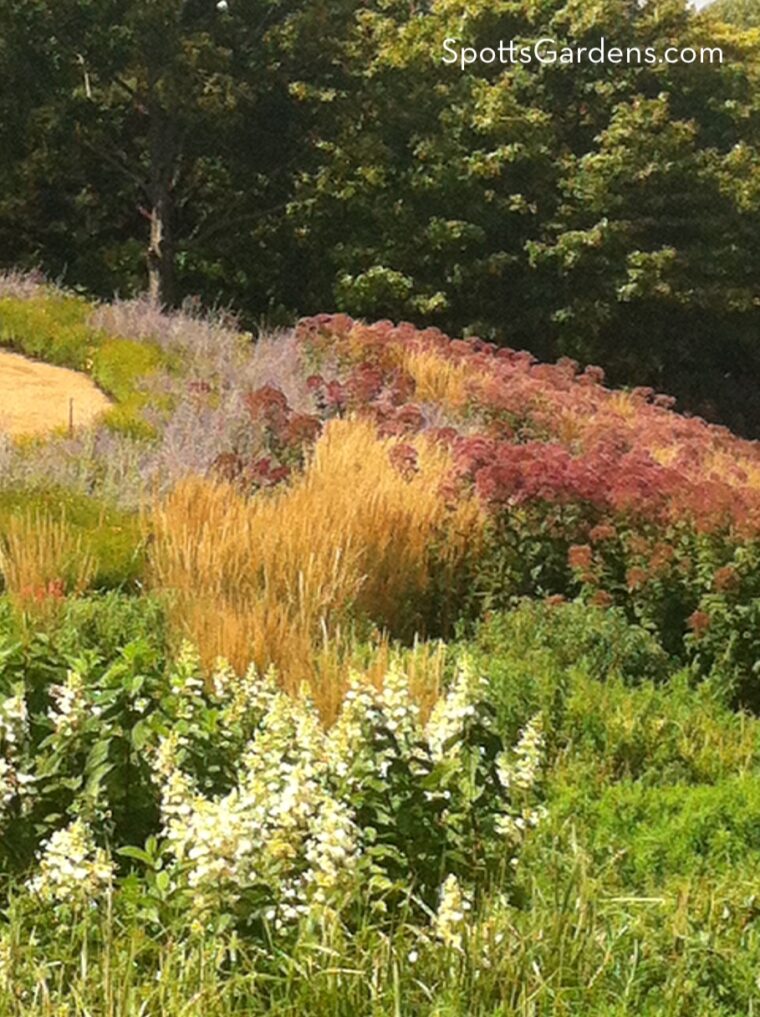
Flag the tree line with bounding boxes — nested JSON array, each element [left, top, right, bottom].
[[1, 0, 759, 434]]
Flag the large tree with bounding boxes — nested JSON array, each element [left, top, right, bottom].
[[709, 0, 760, 27], [288, 0, 760, 432], [0, 0, 354, 307]]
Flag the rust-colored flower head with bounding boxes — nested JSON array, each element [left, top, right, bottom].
[[285, 414, 322, 447], [568, 544, 593, 571], [388, 442, 419, 480], [212, 451, 244, 482], [713, 565, 739, 593], [244, 385, 290, 429], [589, 522, 617, 543], [687, 609, 711, 638], [626, 566, 648, 591]]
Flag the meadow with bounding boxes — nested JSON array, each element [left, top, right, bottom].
[[1, 271, 760, 1015]]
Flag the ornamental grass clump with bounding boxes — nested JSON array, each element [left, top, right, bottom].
[[149, 417, 484, 700], [0, 509, 95, 614]]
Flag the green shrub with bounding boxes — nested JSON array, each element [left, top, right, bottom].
[[0, 636, 545, 967], [575, 776, 760, 883], [470, 513, 760, 710], [683, 544, 760, 711], [50, 592, 168, 660], [471, 600, 672, 742], [557, 671, 757, 785]]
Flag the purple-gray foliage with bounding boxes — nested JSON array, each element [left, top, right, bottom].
[[0, 428, 151, 508], [88, 296, 243, 364], [1, 288, 319, 505], [89, 297, 314, 410], [146, 331, 318, 493], [0, 269, 49, 301]]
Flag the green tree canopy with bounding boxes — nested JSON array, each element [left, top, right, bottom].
[[288, 0, 760, 433], [0, 0, 356, 308], [709, 0, 760, 27]]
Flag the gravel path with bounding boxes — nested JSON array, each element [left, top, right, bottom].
[[0, 350, 111, 436]]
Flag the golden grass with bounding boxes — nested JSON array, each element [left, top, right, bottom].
[[650, 445, 680, 467], [148, 417, 482, 716], [704, 449, 760, 492], [299, 633, 446, 727], [0, 510, 95, 615], [607, 392, 637, 419], [553, 410, 586, 446], [402, 350, 473, 411]]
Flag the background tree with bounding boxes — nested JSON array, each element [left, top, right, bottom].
[[1, 0, 759, 434], [0, 0, 355, 308], [288, 0, 760, 432], [709, 0, 760, 27]]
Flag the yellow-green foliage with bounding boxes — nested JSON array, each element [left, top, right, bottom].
[[92, 338, 169, 439], [0, 295, 170, 437], [90, 338, 164, 402], [0, 489, 144, 592], [0, 294, 94, 369]]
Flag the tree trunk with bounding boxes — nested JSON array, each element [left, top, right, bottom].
[[146, 91, 178, 308], [147, 187, 175, 307]]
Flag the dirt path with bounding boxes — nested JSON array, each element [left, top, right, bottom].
[[0, 350, 111, 436]]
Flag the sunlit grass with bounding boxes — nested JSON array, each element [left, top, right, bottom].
[[148, 418, 482, 715]]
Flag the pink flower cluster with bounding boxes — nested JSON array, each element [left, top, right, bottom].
[[296, 315, 760, 534], [213, 384, 322, 491]]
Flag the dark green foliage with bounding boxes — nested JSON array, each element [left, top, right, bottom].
[[1, 2, 759, 432], [0, 594, 169, 869], [289, 0, 760, 434], [50, 592, 168, 660]]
